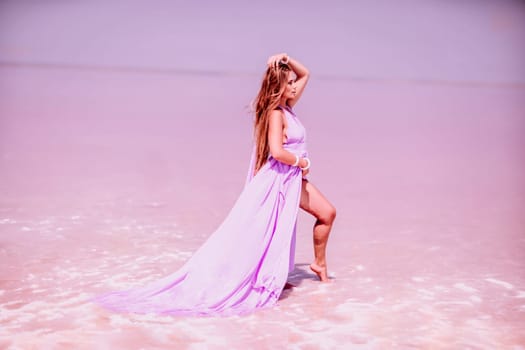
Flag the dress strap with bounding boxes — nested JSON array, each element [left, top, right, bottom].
[[278, 104, 295, 116]]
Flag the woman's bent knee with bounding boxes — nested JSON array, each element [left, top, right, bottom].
[[321, 205, 336, 224], [328, 206, 336, 223]]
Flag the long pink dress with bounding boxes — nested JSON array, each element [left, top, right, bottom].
[[92, 105, 307, 316]]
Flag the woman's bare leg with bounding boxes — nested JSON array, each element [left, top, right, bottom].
[[300, 179, 336, 282]]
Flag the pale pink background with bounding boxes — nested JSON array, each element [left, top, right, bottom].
[[1, 1, 524, 349]]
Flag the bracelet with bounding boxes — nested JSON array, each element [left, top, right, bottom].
[[300, 157, 311, 170], [292, 154, 300, 167]]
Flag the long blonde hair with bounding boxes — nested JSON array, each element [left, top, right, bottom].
[[252, 63, 291, 172]]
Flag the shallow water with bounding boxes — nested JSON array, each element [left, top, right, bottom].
[[1, 64, 524, 349]]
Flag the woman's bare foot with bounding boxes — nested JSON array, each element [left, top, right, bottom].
[[310, 263, 330, 282]]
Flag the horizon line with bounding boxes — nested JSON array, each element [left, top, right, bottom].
[[1, 60, 524, 90]]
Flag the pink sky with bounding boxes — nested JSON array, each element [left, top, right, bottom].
[[1, 0, 524, 84]]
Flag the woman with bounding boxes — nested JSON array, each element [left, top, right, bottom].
[[92, 53, 336, 316], [259, 53, 336, 283]]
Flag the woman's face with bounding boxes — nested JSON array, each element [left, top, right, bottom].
[[282, 71, 297, 100]]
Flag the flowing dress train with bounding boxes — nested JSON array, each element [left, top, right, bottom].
[[92, 106, 307, 316]]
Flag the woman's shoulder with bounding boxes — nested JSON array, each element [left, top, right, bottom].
[[268, 108, 286, 124], [272, 106, 286, 114], [270, 108, 284, 117]]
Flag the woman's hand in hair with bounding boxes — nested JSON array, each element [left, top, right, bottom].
[[267, 53, 289, 69]]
